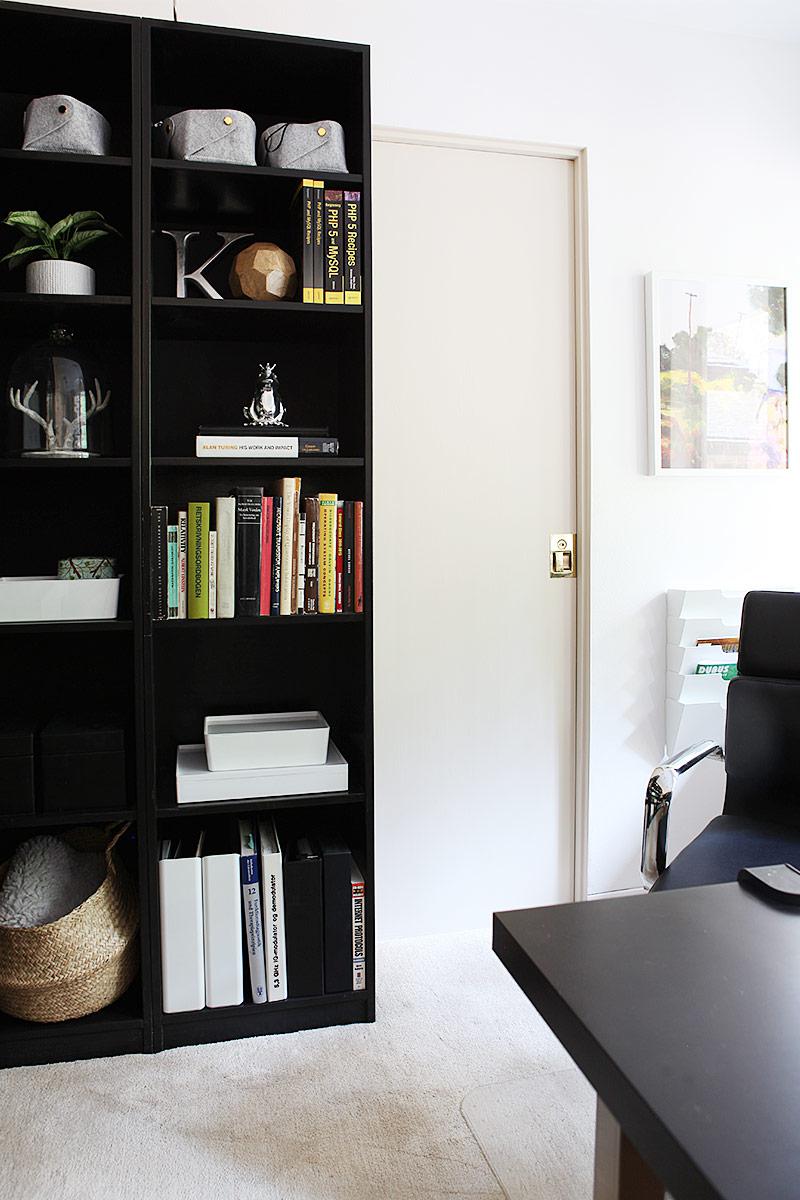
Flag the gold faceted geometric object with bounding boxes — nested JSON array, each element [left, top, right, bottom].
[[229, 242, 298, 301], [317, 126, 327, 136], [223, 115, 233, 126]]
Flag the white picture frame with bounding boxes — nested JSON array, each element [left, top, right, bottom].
[[646, 272, 789, 475]]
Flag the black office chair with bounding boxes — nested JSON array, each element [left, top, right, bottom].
[[642, 590, 800, 891]]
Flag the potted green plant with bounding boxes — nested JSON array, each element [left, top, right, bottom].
[[1, 209, 117, 296]]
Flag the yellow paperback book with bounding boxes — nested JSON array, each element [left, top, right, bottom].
[[313, 181, 324, 304], [318, 493, 338, 613]]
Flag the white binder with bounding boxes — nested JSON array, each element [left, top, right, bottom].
[[258, 816, 287, 1002], [202, 851, 244, 1008], [158, 854, 205, 1014]]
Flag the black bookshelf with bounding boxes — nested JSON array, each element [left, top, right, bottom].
[[0, 2, 372, 1067]]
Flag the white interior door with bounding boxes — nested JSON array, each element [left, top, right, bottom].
[[372, 134, 577, 939]]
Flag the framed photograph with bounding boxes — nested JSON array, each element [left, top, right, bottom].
[[646, 273, 788, 474]]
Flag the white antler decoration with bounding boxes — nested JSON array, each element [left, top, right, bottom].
[[87, 378, 111, 419], [61, 379, 112, 450], [9, 380, 56, 451]]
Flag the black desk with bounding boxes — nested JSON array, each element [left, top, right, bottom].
[[494, 883, 800, 1200]]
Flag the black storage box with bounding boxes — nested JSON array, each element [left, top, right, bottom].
[[39, 716, 127, 812], [0, 721, 36, 815]]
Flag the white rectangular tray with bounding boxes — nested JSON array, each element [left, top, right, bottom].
[[204, 709, 329, 771], [0, 576, 121, 622], [176, 738, 348, 804]]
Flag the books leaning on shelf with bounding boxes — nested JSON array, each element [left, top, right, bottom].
[[292, 179, 362, 306], [158, 815, 366, 1012], [150, 482, 364, 620]]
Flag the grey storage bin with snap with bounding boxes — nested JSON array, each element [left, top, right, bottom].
[[22, 95, 111, 156], [158, 109, 256, 165], [258, 120, 348, 172]]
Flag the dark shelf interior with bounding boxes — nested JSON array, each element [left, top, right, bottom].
[[152, 158, 362, 225], [151, 622, 366, 803], [0, 171, 133, 299], [150, 324, 365, 455], [0, 469, 132, 582], [148, 21, 365, 175], [0, 985, 143, 1043], [0, 7, 134, 157]]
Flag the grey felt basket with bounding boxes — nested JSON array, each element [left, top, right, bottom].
[[158, 108, 256, 165], [22, 95, 111, 156], [258, 120, 348, 172]]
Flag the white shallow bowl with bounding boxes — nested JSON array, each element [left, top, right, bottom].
[[0, 576, 121, 622], [204, 710, 330, 772]]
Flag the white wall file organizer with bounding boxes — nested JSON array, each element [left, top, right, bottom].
[[666, 590, 744, 755]]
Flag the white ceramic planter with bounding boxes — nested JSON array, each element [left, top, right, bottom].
[[26, 259, 95, 295]]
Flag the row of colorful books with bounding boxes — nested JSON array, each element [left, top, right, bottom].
[[159, 814, 366, 1012], [150, 482, 364, 620], [294, 180, 361, 305]]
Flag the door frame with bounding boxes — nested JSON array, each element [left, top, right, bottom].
[[372, 127, 592, 901]]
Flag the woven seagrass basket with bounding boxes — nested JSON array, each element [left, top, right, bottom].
[[0, 824, 139, 1023]]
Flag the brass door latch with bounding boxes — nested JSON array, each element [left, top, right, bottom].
[[550, 533, 576, 578]]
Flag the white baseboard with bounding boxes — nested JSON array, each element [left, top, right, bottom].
[[588, 887, 646, 901]]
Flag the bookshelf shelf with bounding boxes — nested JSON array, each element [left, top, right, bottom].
[[0, 148, 132, 168], [0, 990, 145, 1067], [160, 991, 368, 1048], [0, 458, 132, 470], [153, 614, 364, 629], [0, 2, 372, 1068], [0, 619, 133, 632], [152, 296, 362, 315], [162, 988, 363, 1025], [153, 457, 364, 469], [158, 790, 364, 819], [0, 808, 136, 829], [152, 158, 362, 184], [0, 294, 130, 308]]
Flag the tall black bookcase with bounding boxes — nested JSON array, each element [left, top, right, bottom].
[[0, 1, 373, 1068]]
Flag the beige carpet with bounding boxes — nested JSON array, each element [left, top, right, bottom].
[[0, 930, 593, 1200]]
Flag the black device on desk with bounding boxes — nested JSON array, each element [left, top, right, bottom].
[[737, 863, 800, 905]]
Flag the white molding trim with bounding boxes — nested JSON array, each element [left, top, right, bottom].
[[589, 887, 646, 902], [371, 127, 592, 904], [573, 147, 591, 903]]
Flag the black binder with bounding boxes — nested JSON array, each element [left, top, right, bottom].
[[282, 833, 324, 997], [316, 829, 353, 994]]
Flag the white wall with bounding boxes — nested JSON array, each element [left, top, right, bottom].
[[24, 0, 800, 908], [185, 0, 799, 901]]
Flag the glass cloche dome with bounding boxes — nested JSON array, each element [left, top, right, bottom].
[[4, 325, 113, 458]]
